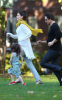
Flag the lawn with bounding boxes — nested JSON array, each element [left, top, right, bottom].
[[0, 75, 62, 100]]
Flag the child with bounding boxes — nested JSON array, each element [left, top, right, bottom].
[[8, 43, 26, 86]]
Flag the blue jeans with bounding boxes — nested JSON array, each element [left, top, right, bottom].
[[24, 57, 40, 81], [40, 49, 61, 71]]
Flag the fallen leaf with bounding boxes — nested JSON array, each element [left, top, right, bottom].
[[53, 94, 57, 98], [27, 91, 34, 94]]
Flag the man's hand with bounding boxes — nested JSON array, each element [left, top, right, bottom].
[[48, 41, 53, 47]]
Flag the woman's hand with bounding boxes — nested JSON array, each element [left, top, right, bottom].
[[6, 33, 11, 37]]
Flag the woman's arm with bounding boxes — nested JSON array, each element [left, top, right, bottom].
[[7, 33, 18, 39]]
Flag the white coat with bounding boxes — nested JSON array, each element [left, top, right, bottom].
[[7, 24, 35, 59]]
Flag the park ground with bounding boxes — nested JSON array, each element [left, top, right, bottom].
[[0, 75, 62, 100]]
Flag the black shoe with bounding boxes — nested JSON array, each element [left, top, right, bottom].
[[59, 68, 62, 84], [59, 68, 62, 76]]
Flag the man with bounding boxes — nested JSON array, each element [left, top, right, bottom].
[[37, 12, 62, 86]]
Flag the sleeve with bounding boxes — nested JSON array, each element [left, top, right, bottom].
[[19, 24, 32, 41], [53, 24, 61, 40], [7, 33, 18, 39]]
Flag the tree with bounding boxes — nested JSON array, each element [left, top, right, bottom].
[[0, 8, 5, 73], [0, 0, 15, 74]]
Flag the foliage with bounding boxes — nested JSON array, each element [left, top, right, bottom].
[[0, 8, 5, 30], [59, 55, 62, 67], [58, 0, 62, 3], [42, 0, 62, 5], [5, 53, 11, 71], [0, 75, 62, 100], [42, 0, 46, 3], [58, 0, 62, 5]]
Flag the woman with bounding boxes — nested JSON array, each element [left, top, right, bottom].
[[7, 11, 43, 84]]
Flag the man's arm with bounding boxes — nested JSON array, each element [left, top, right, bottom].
[[48, 39, 58, 47], [48, 24, 61, 47]]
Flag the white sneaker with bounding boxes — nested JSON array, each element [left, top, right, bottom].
[[36, 81, 43, 85]]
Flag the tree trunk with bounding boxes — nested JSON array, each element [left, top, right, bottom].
[[0, 24, 3, 73], [0, 8, 7, 74], [2, 29, 6, 74], [2, 9, 7, 74]]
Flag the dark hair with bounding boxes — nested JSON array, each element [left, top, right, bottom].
[[11, 43, 21, 56], [45, 12, 54, 20], [18, 11, 26, 20]]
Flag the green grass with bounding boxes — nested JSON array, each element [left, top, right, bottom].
[[0, 75, 62, 100]]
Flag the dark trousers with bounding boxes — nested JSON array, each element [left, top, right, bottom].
[[40, 49, 61, 82]]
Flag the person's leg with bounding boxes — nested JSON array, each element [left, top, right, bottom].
[[15, 76, 26, 86], [40, 49, 62, 86], [9, 74, 16, 85], [10, 74, 14, 82], [15, 78, 20, 83], [40, 49, 61, 72], [11, 64, 21, 83], [8, 68, 14, 82], [51, 56, 61, 83], [24, 57, 42, 83], [52, 57, 62, 85]]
